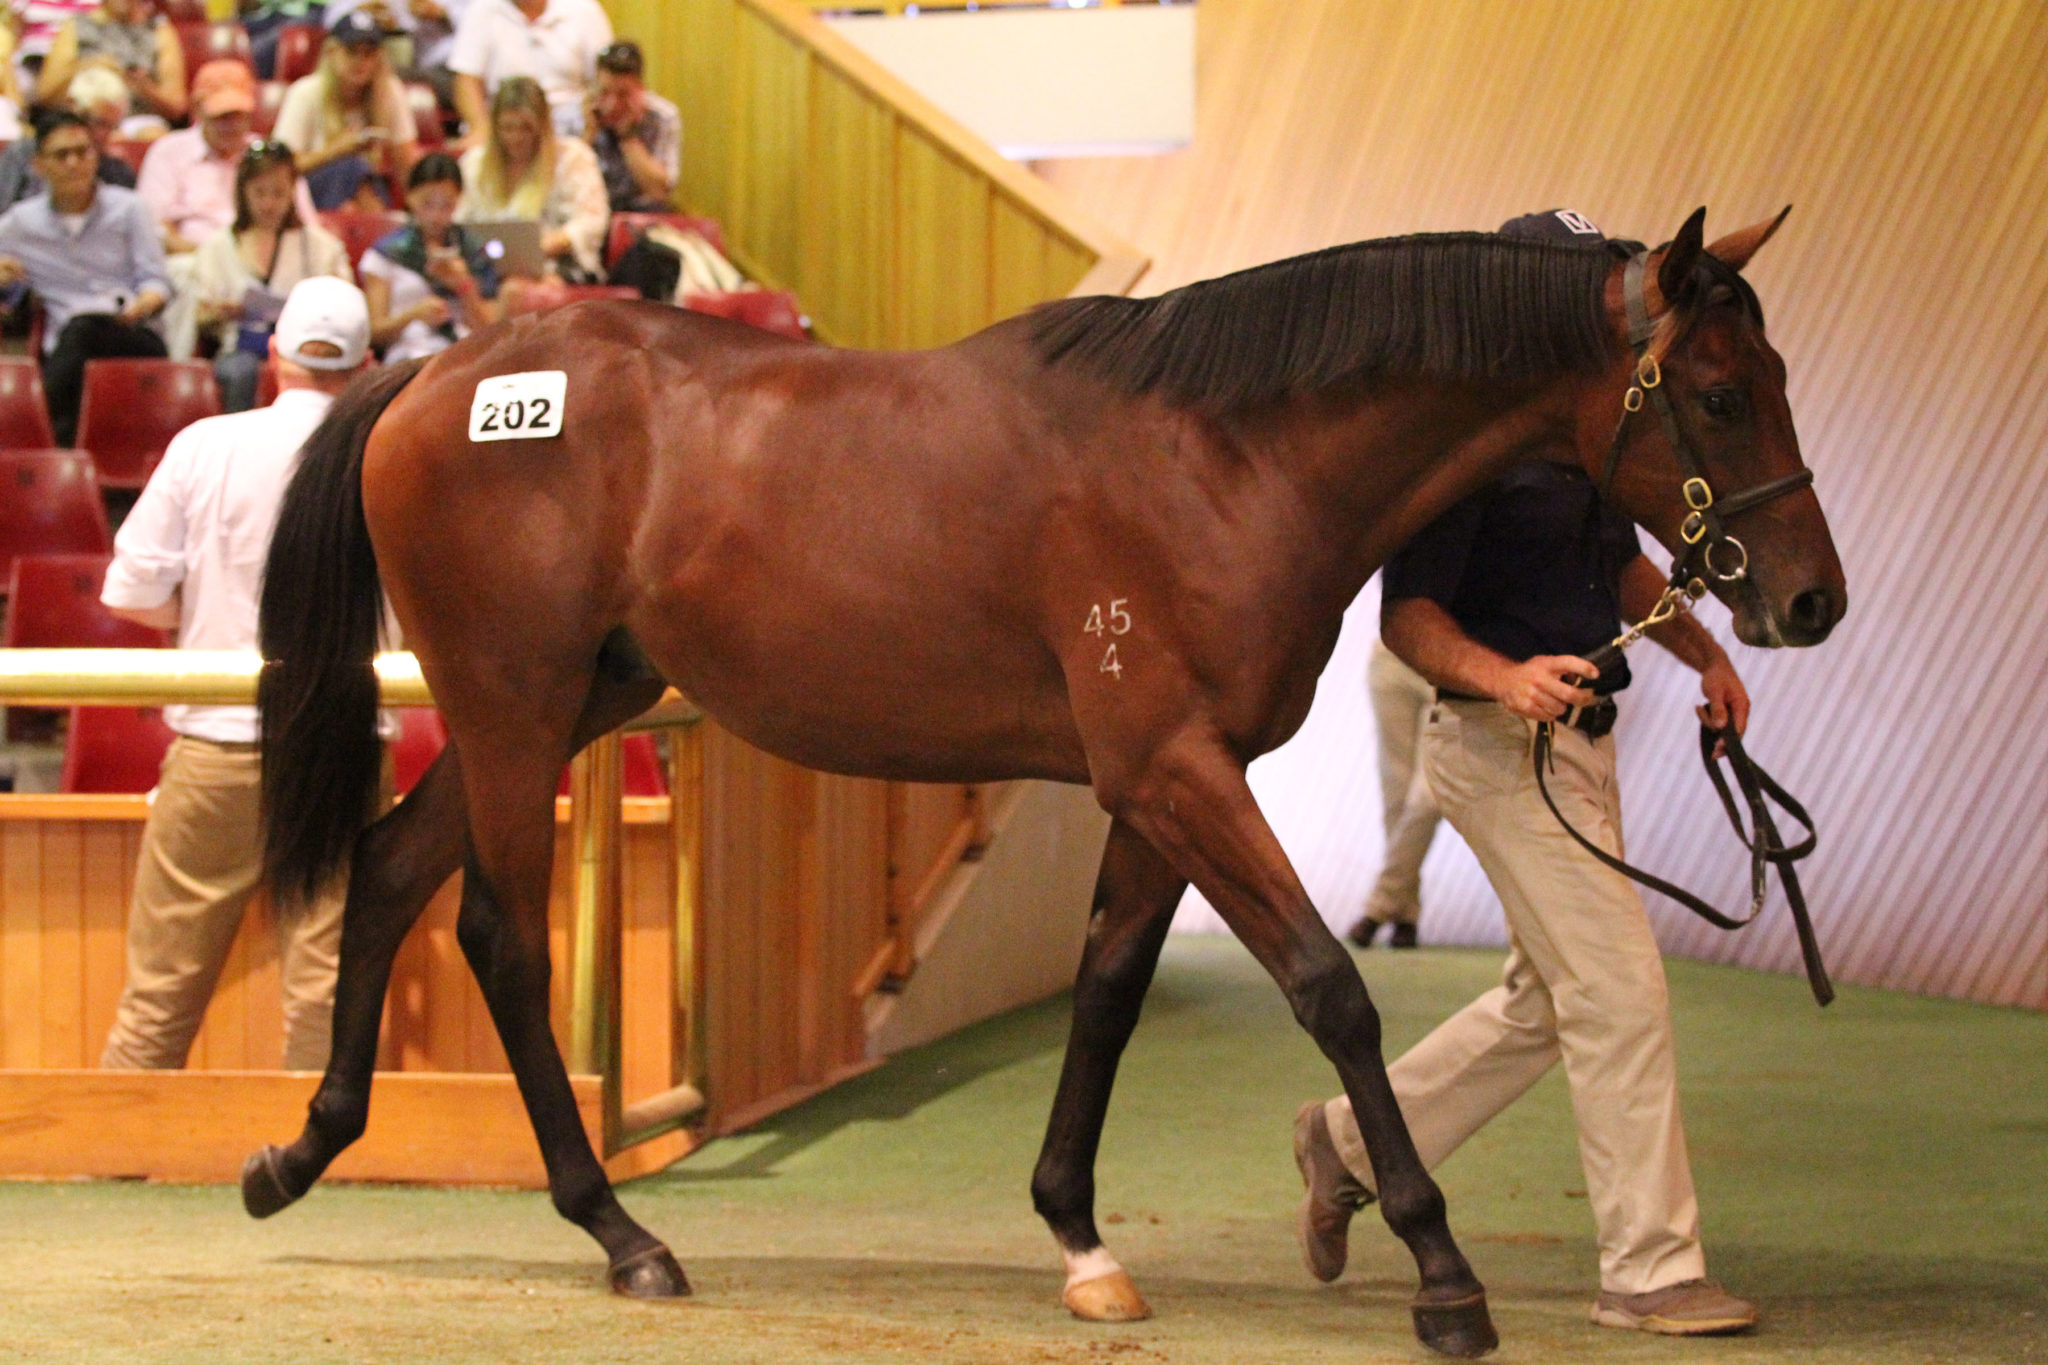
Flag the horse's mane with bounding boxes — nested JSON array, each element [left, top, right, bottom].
[[1030, 233, 1623, 412]]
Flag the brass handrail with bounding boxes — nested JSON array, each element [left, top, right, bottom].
[[0, 647, 706, 1158]]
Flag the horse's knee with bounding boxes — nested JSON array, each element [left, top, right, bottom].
[[1286, 941, 1382, 1054]]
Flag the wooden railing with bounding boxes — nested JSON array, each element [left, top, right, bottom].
[[604, 0, 1147, 347]]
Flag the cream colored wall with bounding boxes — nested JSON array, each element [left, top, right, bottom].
[[1038, 0, 2048, 1008]]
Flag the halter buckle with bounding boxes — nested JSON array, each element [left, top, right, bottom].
[[1623, 386, 1643, 413], [1635, 353, 1662, 389], [1682, 477, 1713, 510], [1681, 511, 1708, 545], [1707, 535, 1749, 582]]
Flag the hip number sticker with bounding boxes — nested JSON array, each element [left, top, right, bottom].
[[469, 370, 569, 443], [1083, 598, 1131, 679]]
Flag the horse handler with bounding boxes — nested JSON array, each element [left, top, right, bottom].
[[1291, 208, 1761, 1340], [98, 276, 387, 1073]]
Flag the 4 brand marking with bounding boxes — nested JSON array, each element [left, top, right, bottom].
[[1083, 598, 1132, 680]]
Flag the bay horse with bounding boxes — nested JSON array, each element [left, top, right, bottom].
[[244, 208, 1844, 1358]]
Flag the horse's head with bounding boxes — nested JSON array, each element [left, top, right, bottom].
[[1586, 208, 1846, 647]]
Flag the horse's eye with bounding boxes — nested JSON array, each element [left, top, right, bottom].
[[1701, 388, 1745, 421]]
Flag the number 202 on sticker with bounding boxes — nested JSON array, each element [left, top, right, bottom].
[[469, 370, 569, 443]]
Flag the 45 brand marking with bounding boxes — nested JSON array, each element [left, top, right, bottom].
[[1083, 598, 1132, 680]]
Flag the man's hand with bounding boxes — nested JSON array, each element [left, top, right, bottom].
[[118, 288, 166, 325], [1490, 654, 1599, 722], [1697, 654, 1750, 742], [0, 255, 24, 287]]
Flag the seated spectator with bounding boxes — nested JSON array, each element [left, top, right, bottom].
[[0, 110, 170, 445], [584, 39, 676, 215], [360, 150, 497, 362], [273, 10, 420, 210], [448, 0, 609, 144], [457, 74, 604, 280], [191, 140, 352, 411], [138, 60, 318, 356], [322, 0, 470, 109], [37, 0, 186, 124], [0, 16, 25, 139], [240, 0, 325, 81], [0, 77, 135, 214], [14, 1, 101, 73]]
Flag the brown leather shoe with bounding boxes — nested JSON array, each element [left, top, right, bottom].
[[1590, 1278, 1757, 1335], [1292, 1101, 1373, 1282]]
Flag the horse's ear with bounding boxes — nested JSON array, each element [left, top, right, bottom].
[[1707, 205, 1793, 273], [1651, 207, 1708, 314]]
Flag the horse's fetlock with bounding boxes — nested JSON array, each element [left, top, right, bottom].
[[307, 1090, 369, 1150], [1379, 1177, 1449, 1243]]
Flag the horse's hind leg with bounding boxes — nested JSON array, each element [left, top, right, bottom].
[[450, 669, 686, 1297], [243, 667, 664, 1219], [1105, 736, 1496, 1358], [1030, 818, 1183, 1322], [243, 741, 470, 1216]]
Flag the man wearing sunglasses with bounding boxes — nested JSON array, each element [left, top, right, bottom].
[[0, 108, 169, 444]]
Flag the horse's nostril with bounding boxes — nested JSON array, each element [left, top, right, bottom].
[[1788, 588, 1835, 638]]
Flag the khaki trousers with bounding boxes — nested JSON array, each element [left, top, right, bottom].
[[101, 736, 386, 1073], [1326, 697, 1707, 1295], [1363, 640, 1441, 926]]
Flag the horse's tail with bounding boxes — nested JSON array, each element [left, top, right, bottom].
[[260, 357, 429, 905]]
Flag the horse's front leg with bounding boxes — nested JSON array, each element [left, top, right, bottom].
[[1110, 734, 1497, 1358], [1030, 817, 1185, 1322]]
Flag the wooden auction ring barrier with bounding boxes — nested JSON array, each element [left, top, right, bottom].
[[0, 649, 706, 1184]]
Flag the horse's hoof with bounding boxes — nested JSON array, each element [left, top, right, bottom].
[[1064, 1269, 1153, 1322], [240, 1145, 299, 1220], [608, 1245, 692, 1299], [1412, 1290, 1498, 1358]]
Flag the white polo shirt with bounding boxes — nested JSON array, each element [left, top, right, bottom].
[[101, 389, 334, 743], [449, 0, 614, 136]]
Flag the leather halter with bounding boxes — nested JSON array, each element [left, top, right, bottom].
[[1532, 251, 1834, 1008], [1602, 252, 1815, 607]]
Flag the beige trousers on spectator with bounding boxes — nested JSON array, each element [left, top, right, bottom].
[[1363, 640, 1441, 926], [101, 736, 383, 1073], [1325, 697, 1707, 1295]]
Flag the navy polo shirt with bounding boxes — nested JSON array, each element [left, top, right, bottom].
[[1382, 463, 1639, 695]]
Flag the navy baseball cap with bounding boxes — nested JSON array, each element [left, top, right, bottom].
[[329, 10, 387, 45], [1499, 208, 1605, 243]]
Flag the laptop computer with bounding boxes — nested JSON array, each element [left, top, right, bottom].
[[466, 218, 548, 280]]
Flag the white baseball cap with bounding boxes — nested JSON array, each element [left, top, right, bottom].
[[275, 277, 371, 371]]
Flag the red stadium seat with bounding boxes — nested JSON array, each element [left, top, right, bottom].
[[403, 81, 446, 147], [501, 283, 639, 317], [157, 0, 210, 23], [0, 450, 112, 586], [4, 554, 167, 650], [684, 289, 811, 341], [273, 23, 325, 84], [254, 79, 288, 135], [602, 212, 727, 273], [0, 355, 57, 449], [555, 734, 668, 798], [5, 553, 169, 741], [391, 708, 449, 795], [319, 209, 406, 271], [60, 706, 177, 794], [76, 359, 223, 491], [176, 21, 255, 78], [105, 138, 153, 174]]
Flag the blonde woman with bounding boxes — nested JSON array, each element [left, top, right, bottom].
[[39, 0, 186, 124], [456, 75, 607, 282], [191, 141, 352, 411], [273, 11, 421, 211]]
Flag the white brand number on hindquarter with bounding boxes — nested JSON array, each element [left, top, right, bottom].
[[469, 370, 568, 442], [1082, 598, 1132, 679]]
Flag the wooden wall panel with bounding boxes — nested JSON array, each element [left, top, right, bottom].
[[1038, 0, 2048, 1008], [604, 0, 1145, 345]]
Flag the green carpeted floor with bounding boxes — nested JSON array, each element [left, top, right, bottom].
[[1, 939, 2042, 1364]]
